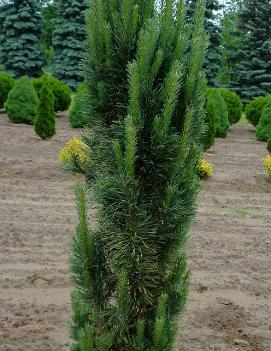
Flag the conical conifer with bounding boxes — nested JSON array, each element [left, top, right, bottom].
[[52, 0, 87, 89], [0, 0, 44, 77], [267, 136, 271, 153], [256, 97, 271, 142], [70, 1, 207, 350], [34, 76, 56, 139], [5, 76, 38, 124], [230, 0, 271, 101]]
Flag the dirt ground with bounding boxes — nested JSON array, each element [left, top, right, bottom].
[[0, 112, 270, 351]]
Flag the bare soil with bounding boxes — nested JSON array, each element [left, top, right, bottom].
[[0, 112, 270, 351]]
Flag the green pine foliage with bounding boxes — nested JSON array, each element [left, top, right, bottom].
[[33, 75, 71, 112], [217, 1, 242, 86], [245, 95, 269, 127], [40, 1, 58, 67], [0, 71, 15, 108], [208, 88, 230, 138], [41, 1, 58, 50], [256, 97, 271, 142], [267, 136, 271, 153], [218, 88, 243, 124], [187, 0, 222, 86], [5, 76, 38, 124], [34, 76, 56, 139], [70, 1, 207, 350], [52, 0, 87, 89], [69, 83, 88, 128], [201, 92, 217, 150], [229, 0, 271, 102], [0, 0, 45, 77]]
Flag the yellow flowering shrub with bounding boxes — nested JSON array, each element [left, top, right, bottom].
[[198, 159, 213, 179], [263, 155, 271, 177], [59, 137, 88, 166]]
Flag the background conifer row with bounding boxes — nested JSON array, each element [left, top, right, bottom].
[[52, 0, 87, 89], [228, 0, 271, 101], [0, 0, 44, 77]]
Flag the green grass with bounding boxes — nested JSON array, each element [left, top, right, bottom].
[[238, 114, 249, 125], [229, 204, 249, 217]]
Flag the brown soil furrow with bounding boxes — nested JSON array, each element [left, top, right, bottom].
[[0, 113, 270, 351]]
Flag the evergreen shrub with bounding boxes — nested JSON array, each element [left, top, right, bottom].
[[59, 137, 87, 164], [218, 88, 243, 124], [229, 0, 271, 101], [52, 0, 87, 89], [59, 137, 90, 174], [33, 75, 71, 112], [69, 0, 207, 350], [0, 72, 15, 108], [245, 95, 269, 127], [34, 76, 56, 139], [69, 83, 88, 128], [0, 0, 44, 77], [208, 88, 230, 138], [198, 159, 213, 179], [256, 97, 271, 141], [5, 76, 38, 124], [263, 155, 271, 177], [201, 93, 216, 150], [267, 136, 271, 153]]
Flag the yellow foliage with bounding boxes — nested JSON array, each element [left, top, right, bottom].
[[59, 137, 87, 165], [263, 155, 271, 177], [198, 159, 213, 179]]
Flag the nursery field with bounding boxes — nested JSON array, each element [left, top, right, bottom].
[[0, 112, 270, 351]]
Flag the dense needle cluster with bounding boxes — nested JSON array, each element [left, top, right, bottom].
[[186, 0, 222, 86], [70, 1, 206, 350]]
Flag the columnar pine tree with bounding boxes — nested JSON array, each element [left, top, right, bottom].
[[69, 1, 207, 350], [34, 76, 56, 139], [0, 0, 44, 77], [187, 0, 222, 86], [52, 0, 87, 89], [229, 0, 271, 102]]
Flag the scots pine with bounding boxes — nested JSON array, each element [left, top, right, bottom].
[[70, 1, 207, 350], [187, 0, 222, 86]]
